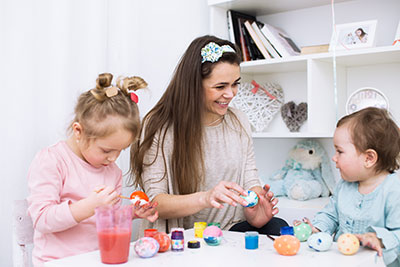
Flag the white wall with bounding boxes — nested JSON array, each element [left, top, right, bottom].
[[0, 0, 209, 265]]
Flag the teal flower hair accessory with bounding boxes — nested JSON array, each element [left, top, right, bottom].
[[201, 42, 235, 63]]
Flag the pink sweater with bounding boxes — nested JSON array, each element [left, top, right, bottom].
[[27, 141, 122, 266]]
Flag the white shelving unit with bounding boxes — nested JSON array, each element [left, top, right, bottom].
[[208, 0, 400, 220]]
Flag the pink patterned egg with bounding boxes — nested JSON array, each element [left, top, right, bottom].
[[134, 237, 159, 258]]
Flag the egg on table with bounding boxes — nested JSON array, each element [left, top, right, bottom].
[[307, 232, 333, 252], [293, 222, 312, 242], [273, 235, 300, 256], [337, 233, 360, 255], [134, 237, 159, 258]]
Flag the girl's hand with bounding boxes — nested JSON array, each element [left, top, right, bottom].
[[132, 201, 159, 223], [204, 181, 248, 209], [88, 185, 119, 208], [244, 184, 279, 228], [354, 232, 384, 256], [295, 217, 320, 233]]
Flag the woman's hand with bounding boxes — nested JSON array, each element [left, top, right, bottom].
[[244, 184, 279, 228], [132, 201, 159, 223], [204, 181, 248, 209], [354, 232, 384, 256]]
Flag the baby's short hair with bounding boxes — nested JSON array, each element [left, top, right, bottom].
[[337, 107, 400, 173]]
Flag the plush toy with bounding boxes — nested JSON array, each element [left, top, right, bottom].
[[263, 139, 336, 200]]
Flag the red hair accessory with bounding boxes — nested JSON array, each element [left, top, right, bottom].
[[128, 90, 139, 103]]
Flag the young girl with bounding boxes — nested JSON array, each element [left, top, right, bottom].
[[306, 107, 400, 266], [27, 73, 158, 266]]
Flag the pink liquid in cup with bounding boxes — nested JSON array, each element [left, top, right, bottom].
[[98, 229, 131, 264], [95, 205, 132, 264]]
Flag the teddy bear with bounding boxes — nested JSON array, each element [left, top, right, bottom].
[[262, 139, 336, 201]]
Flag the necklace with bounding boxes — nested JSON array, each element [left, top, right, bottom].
[[206, 116, 224, 126]]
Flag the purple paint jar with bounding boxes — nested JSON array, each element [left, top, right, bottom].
[[171, 230, 184, 251]]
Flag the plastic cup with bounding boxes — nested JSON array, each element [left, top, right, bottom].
[[245, 231, 259, 249], [95, 205, 132, 264]]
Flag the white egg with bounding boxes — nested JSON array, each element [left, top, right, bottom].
[[307, 232, 333, 252]]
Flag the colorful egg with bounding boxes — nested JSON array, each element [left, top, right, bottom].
[[307, 232, 333, 252], [293, 222, 312, 242], [134, 237, 159, 258], [240, 190, 259, 207], [130, 191, 149, 206], [273, 235, 300, 256], [337, 233, 360, 255], [153, 232, 171, 252], [203, 226, 223, 246]]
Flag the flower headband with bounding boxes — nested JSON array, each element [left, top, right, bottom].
[[201, 42, 235, 63]]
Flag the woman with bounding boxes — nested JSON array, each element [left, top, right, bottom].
[[130, 35, 287, 235]]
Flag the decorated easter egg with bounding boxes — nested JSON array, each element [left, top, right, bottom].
[[273, 235, 301, 256], [134, 237, 159, 258], [293, 222, 312, 242], [307, 232, 333, 252], [153, 232, 171, 252], [130, 191, 149, 206], [203, 225, 223, 246], [337, 233, 360, 255], [240, 190, 259, 207]]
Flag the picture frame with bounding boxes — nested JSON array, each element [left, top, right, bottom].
[[329, 20, 377, 51]]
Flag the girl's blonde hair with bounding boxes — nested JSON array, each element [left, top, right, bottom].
[[69, 73, 147, 143]]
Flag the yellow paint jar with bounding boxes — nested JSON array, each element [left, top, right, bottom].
[[194, 222, 207, 238]]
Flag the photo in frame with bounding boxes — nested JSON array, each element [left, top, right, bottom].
[[329, 20, 377, 51]]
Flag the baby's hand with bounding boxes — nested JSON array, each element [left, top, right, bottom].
[[132, 200, 159, 223], [89, 185, 119, 208], [293, 217, 320, 233], [354, 232, 383, 256]]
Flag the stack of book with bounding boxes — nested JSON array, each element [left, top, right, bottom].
[[227, 10, 301, 61]]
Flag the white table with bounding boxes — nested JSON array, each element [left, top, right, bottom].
[[45, 229, 384, 267]]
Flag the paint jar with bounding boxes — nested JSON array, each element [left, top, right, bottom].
[[207, 222, 221, 228], [245, 231, 259, 249], [171, 230, 184, 251], [144, 228, 158, 238], [280, 226, 294, 236], [194, 222, 207, 238]]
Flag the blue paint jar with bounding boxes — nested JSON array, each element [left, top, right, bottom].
[[245, 231, 259, 249], [280, 226, 294, 236]]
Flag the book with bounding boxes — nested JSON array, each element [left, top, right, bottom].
[[237, 18, 251, 61], [251, 21, 281, 58], [259, 23, 301, 57], [244, 20, 271, 59], [300, 44, 329, 55], [241, 20, 257, 60], [227, 10, 256, 46]]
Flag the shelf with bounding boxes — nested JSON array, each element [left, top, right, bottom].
[[252, 132, 333, 139], [241, 45, 400, 74], [208, 0, 349, 16]]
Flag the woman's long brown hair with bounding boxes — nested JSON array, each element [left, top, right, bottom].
[[130, 35, 241, 195]]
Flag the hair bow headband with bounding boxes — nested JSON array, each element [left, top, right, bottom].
[[201, 42, 235, 63]]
